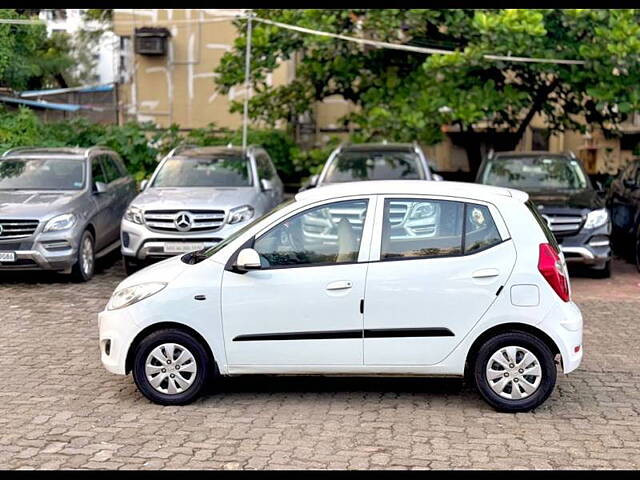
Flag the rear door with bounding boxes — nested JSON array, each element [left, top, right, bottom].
[[100, 153, 130, 245], [363, 196, 516, 366]]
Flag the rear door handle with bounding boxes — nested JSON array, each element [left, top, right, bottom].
[[472, 268, 500, 279], [326, 280, 353, 291]]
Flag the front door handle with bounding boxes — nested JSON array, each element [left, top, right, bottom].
[[326, 280, 353, 291], [472, 268, 500, 279]]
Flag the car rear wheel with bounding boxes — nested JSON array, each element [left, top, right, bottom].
[[71, 230, 95, 282], [473, 331, 557, 412], [132, 329, 211, 405]]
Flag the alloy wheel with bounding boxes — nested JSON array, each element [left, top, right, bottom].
[[145, 343, 198, 395], [485, 345, 542, 400], [81, 235, 94, 277]]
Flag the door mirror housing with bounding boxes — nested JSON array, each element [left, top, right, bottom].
[[140, 179, 149, 191], [260, 178, 273, 192], [234, 248, 262, 272], [595, 181, 606, 195], [299, 174, 319, 192], [94, 181, 108, 194]]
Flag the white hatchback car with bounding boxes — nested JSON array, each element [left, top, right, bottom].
[[99, 180, 583, 412]]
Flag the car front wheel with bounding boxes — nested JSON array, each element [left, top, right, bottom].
[[132, 329, 211, 405], [473, 331, 557, 412], [71, 230, 95, 282]]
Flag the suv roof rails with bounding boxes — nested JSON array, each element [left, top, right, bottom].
[[2, 146, 96, 158], [166, 143, 202, 157]]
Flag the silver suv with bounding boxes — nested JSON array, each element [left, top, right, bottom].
[[121, 145, 284, 274], [0, 147, 136, 281], [300, 142, 443, 190]]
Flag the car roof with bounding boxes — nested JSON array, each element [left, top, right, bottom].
[[171, 145, 264, 157], [339, 143, 416, 153], [492, 151, 571, 159], [296, 180, 529, 204], [1, 146, 108, 159]]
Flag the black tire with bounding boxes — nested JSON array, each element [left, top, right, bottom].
[[123, 256, 142, 276], [591, 260, 612, 279], [132, 329, 212, 405], [473, 331, 557, 413], [71, 230, 95, 282]]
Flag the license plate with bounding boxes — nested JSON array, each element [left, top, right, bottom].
[[163, 243, 206, 254], [0, 251, 16, 262]]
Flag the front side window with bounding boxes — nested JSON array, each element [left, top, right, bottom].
[[254, 199, 369, 268], [323, 150, 425, 183], [481, 155, 589, 191], [152, 155, 253, 187], [0, 157, 85, 191], [381, 199, 463, 260], [101, 155, 121, 183], [256, 154, 275, 180]]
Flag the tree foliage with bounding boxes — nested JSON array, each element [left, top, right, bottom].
[[0, 10, 75, 90], [215, 9, 640, 169]]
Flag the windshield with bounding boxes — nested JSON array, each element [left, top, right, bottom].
[[323, 151, 425, 183], [201, 198, 296, 259], [481, 156, 589, 191], [0, 157, 85, 190], [152, 155, 253, 187]]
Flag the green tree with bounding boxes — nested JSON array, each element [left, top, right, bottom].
[[0, 9, 75, 89], [215, 9, 640, 172]]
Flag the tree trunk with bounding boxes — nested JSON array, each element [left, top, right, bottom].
[[509, 77, 560, 150]]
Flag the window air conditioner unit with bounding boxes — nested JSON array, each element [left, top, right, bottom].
[[134, 27, 170, 56]]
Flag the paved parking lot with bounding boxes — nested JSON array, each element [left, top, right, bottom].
[[0, 254, 639, 470]]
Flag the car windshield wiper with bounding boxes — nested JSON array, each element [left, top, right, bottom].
[[182, 247, 209, 265]]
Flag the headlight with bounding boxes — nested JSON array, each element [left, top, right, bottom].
[[584, 208, 609, 229], [124, 206, 143, 224], [228, 205, 255, 224], [107, 282, 167, 311], [409, 202, 436, 220], [44, 213, 76, 232]]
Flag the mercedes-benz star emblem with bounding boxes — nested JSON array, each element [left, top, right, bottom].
[[174, 211, 194, 232]]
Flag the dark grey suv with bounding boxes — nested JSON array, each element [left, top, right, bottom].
[[0, 147, 136, 281]]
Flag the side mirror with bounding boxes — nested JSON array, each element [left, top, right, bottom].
[[595, 181, 606, 194], [260, 178, 273, 191], [299, 174, 319, 192], [94, 181, 107, 194], [234, 248, 262, 272], [140, 179, 149, 191]]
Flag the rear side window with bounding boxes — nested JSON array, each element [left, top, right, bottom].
[[464, 204, 502, 253], [380, 198, 505, 260], [381, 199, 464, 260], [525, 200, 560, 253]]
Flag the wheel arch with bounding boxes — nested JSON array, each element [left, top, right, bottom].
[[125, 322, 218, 375], [464, 322, 561, 378]]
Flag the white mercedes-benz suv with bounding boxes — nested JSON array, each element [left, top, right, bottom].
[[100, 180, 583, 412]]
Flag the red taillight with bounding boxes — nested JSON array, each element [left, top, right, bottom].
[[538, 243, 570, 302]]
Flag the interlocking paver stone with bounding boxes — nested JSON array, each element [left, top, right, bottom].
[[1, 254, 639, 469]]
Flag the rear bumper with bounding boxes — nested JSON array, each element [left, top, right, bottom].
[[538, 300, 583, 374]]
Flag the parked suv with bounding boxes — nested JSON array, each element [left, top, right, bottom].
[[477, 151, 612, 277], [121, 145, 284, 274], [300, 142, 442, 191], [0, 147, 136, 281], [100, 180, 583, 412], [606, 158, 640, 270]]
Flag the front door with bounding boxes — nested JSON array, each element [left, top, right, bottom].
[[221, 197, 375, 368], [363, 197, 516, 366]]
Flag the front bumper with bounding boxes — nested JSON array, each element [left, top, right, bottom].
[[0, 231, 80, 273], [558, 223, 611, 269], [98, 306, 141, 375], [121, 218, 247, 261]]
